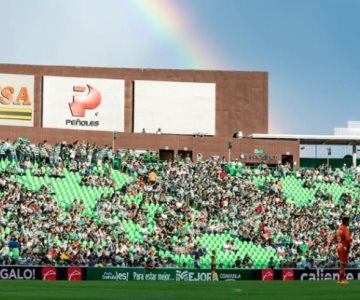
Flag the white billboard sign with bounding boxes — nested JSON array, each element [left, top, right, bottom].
[[134, 80, 216, 135], [0, 73, 34, 127], [42, 76, 125, 132]]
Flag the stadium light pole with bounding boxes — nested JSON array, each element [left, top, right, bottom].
[[352, 144, 357, 168], [326, 147, 331, 166], [228, 139, 233, 162], [112, 131, 117, 151], [192, 135, 196, 162]]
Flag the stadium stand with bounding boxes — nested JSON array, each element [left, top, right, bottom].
[[0, 138, 359, 269]]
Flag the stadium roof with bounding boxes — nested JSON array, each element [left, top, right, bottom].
[[249, 134, 360, 145]]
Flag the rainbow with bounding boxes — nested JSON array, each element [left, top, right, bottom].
[[124, 0, 228, 69]]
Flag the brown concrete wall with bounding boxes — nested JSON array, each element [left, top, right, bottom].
[[0, 63, 268, 137], [0, 64, 299, 165]]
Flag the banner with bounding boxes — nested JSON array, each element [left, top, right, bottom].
[[86, 268, 360, 281], [87, 268, 175, 281], [175, 269, 251, 281], [261, 269, 274, 281], [86, 268, 254, 281], [42, 76, 125, 132], [67, 267, 82, 281], [0, 267, 41, 280], [218, 269, 253, 281], [0, 73, 34, 127], [42, 267, 57, 281], [134, 80, 216, 135], [49, 267, 86, 281], [2, 267, 360, 281], [175, 269, 212, 281], [282, 269, 294, 281], [295, 269, 360, 281]]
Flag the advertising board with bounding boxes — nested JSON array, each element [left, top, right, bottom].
[[42, 76, 125, 132], [0, 73, 34, 127], [42, 267, 57, 280], [295, 269, 360, 281], [86, 268, 252, 281], [0, 267, 40, 280], [134, 80, 216, 135], [87, 268, 174, 281], [1, 267, 359, 281]]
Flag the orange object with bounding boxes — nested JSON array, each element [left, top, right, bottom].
[[334, 224, 351, 263], [148, 171, 157, 183]]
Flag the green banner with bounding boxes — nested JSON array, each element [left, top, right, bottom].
[[175, 269, 253, 281], [87, 268, 175, 281], [218, 269, 253, 281], [87, 268, 249, 281]]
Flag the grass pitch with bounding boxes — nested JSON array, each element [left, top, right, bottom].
[[0, 281, 359, 300]]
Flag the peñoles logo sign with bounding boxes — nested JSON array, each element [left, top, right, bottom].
[[66, 85, 101, 127]]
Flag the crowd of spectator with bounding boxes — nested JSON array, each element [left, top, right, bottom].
[[0, 138, 359, 269]]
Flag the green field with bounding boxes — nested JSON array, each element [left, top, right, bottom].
[[0, 281, 359, 300]]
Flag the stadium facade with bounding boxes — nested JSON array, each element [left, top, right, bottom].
[[0, 64, 299, 165]]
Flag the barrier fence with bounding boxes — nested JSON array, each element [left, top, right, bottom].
[[0, 267, 360, 281]]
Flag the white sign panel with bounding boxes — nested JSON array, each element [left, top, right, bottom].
[[0, 73, 34, 127], [134, 80, 216, 135], [42, 76, 125, 132]]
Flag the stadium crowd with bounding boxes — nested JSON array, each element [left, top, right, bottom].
[[0, 138, 359, 269]]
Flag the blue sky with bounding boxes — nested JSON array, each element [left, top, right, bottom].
[[1, 0, 360, 140]]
